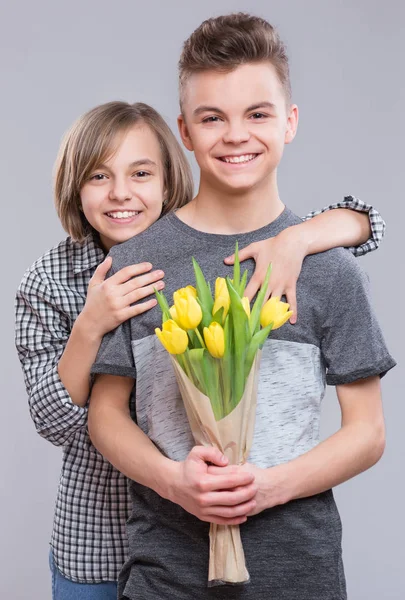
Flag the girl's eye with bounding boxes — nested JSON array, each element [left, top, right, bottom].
[[90, 173, 107, 181], [202, 116, 221, 123], [134, 171, 150, 178]]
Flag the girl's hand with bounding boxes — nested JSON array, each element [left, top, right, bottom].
[[80, 256, 164, 337], [224, 226, 309, 324]]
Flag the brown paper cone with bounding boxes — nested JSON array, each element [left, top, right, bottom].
[[171, 351, 262, 585]]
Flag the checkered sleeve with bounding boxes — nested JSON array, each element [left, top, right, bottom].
[[15, 268, 88, 447], [302, 195, 385, 256]]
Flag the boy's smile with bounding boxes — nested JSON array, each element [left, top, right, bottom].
[[178, 62, 298, 197]]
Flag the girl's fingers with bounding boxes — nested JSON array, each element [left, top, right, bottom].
[[121, 271, 165, 296], [224, 243, 258, 265], [285, 287, 298, 324], [124, 282, 165, 306], [110, 262, 154, 285], [90, 256, 112, 284], [244, 272, 267, 301], [124, 298, 158, 320]]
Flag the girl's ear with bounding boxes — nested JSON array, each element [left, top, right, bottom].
[[285, 104, 299, 145], [177, 114, 194, 151]]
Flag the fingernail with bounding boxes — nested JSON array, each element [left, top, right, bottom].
[[221, 455, 227, 464]]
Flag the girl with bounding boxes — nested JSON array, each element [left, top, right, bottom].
[[15, 101, 384, 600]]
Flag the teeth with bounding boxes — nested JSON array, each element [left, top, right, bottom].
[[107, 211, 139, 219], [222, 154, 257, 164]]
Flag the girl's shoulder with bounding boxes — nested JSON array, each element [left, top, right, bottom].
[[19, 236, 100, 294]]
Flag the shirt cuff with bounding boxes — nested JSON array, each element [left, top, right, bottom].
[[303, 195, 386, 256]]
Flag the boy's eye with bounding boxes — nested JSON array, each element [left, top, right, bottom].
[[134, 171, 150, 178], [202, 116, 221, 123], [250, 112, 267, 120]]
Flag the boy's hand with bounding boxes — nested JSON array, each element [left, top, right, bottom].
[[167, 446, 257, 525], [208, 462, 289, 516], [224, 226, 309, 324]]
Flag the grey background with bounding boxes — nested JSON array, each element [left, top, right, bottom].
[[1, 0, 403, 598]]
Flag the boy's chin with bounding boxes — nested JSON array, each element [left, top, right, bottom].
[[214, 175, 266, 195]]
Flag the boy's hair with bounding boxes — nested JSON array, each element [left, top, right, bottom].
[[179, 13, 291, 110], [55, 101, 194, 242]]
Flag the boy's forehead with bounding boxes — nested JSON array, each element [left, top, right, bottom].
[[182, 62, 285, 114]]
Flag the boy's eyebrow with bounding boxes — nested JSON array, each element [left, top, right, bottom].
[[193, 102, 277, 117], [246, 102, 277, 112], [193, 105, 225, 117]]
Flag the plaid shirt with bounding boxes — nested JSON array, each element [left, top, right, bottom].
[[14, 196, 385, 584]]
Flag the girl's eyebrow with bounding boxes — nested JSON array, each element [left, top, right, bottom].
[[128, 159, 158, 168], [96, 159, 158, 171]]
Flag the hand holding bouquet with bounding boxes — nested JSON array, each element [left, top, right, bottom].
[[155, 245, 292, 586]]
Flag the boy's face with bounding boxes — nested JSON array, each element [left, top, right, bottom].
[[178, 62, 298, 195]]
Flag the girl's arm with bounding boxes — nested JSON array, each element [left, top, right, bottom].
[[227, 196, 384, 322], [58, 257, 164, 406], [15, 259, 163, 445]]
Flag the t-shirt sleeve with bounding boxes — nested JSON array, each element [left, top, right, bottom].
[[321, 254, 396, 385], [91, 318, 136, 378], [91, 260, 137, 379]]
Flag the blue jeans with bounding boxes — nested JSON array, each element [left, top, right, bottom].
[[49, 551, 117, 600]]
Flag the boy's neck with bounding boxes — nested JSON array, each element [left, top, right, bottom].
[[176, 172, 284, 234]]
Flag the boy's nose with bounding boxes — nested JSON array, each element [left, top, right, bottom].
[[222, 121, 250, 145]]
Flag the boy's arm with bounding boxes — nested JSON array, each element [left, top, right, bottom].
[[88, 373, 257, 525], [234, 376, 386, 513]]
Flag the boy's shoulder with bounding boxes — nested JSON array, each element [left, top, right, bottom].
[[109, 215, 173, 269], [302, 245, 369, 299]]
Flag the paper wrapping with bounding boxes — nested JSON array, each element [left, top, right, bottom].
[[171, 351, 262, 585]]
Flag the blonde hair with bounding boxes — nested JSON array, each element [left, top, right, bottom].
[[54, 101, 194, 241], [179, 13, 291, 110]]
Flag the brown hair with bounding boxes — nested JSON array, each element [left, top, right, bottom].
[[54, 101, 194, 242], [179, 13, 291, 109]]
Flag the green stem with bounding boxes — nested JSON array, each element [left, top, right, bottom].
[[194, 328, 206, 349]]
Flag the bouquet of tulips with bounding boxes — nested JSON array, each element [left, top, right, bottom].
[[155, 245, 292, 586]]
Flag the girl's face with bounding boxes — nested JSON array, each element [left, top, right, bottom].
[[80, 124, 166, 251]]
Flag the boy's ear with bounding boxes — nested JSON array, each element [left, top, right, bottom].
[[285, 104, 299, 145], [177, 114, 194, 151]]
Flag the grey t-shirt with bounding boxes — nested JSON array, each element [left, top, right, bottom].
[[92, 208, 395, 600]]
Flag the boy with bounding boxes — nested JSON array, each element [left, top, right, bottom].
[[89, 13, 395, 599]]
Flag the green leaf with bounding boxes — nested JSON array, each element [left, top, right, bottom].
[[226, 278, 251, 407], [192, 257, 214, 328], [239, 269, 248, 296], [232, 242, 240, 292], [244, 323, 273, 379], [212, 306, 225, 325], [155, 289, 171, 322], [249, 264, 272, 335]]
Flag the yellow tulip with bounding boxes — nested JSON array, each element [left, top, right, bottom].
[[169, 305, 179, 323], [185, 285, 197, 298], [203, 322, 225, 359], [155, 320, 189, 354], [260, 296, 293, 330], [242, 296, 251, 318], [212, 277, 230, 320], [173, 288, 202, 330]]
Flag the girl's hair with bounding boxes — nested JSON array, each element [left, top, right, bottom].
[[54, 101, 194, 242]]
